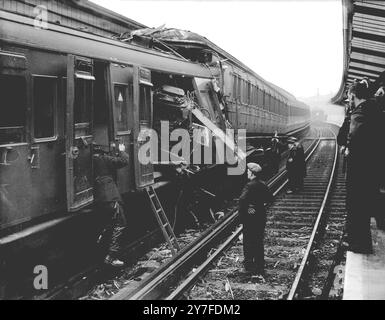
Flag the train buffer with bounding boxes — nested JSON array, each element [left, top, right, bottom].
[[344, 219, 385, 300], [145, 185, 181, 256]]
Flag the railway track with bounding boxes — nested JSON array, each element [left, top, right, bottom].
[[181, 126, 343, 300], [286, 128, 343, 300], [38, 128, 315, 300], [108, 127, 325, 300], [292, 148, 347, 300]]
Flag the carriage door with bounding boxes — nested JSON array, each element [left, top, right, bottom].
[[0, 52, 32, 227], [134, 67, 154, 188], [66, 55, 94, 211], [109, 63, 134, 193]]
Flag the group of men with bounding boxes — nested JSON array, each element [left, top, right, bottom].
[[238, 137, 306, 276], [337, 76, 385, 254], [88, 71, 385, 279], [92, 133, 306, 274]]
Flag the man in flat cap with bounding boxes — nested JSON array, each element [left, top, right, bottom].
[[286, 137, 306, 194], [238, 162, 274, 276]]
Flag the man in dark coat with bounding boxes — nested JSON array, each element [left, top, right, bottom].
[[267, 131, 281, 174], [372, 72, 385, 227], [337, 105, 352, 149], [337, 103, 353, 174], [345, 79, 382, 253], [286, 137, 306, 194], [93, 143, 130, 267], [238, 162, 274, 275]]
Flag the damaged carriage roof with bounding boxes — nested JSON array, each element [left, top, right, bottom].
[[118, 27, 301, 104]]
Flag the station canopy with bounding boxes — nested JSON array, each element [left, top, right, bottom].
[[332, 0, 385, 104]]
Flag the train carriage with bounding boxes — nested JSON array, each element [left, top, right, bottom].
[[127, 27, 311, 138], [0, 1, 310, 232], [0, 1, 313, 299], [0, 8, 225, 230]]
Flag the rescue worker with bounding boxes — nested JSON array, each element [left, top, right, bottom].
[[286, 137, 306, 194], [345, 79, 382, 253], [238, 163, 274, 276], [93, 142, 130, 267]]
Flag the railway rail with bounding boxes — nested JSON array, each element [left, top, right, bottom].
[[38, 129, 314, 301], [182, 126, 343, 300], [292, 147, 347, 300], [286, 128, 341, 300], [1, 2, 313, 300], [109, 126, 329, 300]]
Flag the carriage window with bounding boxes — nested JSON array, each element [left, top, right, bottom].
[[247, 82, 251, 105], [272, 97, 277, 114], [237, 78, 241, 102], [74, 78, 93, 135], [34, 76, 56, 139], [262, 92, 266, 108], [232, 75, 237, 100], [0, 75, 26, 145], [114, 84, 133, 132], [139, 84, 152, 124]]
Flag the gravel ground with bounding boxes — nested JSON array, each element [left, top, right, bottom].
[[188, 136, 346, 301]]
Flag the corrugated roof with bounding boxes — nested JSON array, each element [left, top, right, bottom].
[[332, 0, 385, 104]]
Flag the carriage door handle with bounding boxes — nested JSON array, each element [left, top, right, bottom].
[[28, 146, 40, 168]]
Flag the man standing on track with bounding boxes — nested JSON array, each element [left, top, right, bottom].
[[238, 163, 274, 276], [267, 131, 281, 175], [286, 137, 306, 194], [93, 143, 130, 267]]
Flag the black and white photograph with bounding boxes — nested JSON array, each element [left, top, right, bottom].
[[0, 0, 385, 306]]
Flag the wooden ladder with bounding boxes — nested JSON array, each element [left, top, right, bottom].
[[145, 186, 180, 256]]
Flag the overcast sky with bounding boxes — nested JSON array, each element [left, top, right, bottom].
[[91, 0, 343, 99]]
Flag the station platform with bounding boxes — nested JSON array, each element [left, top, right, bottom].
[[344, 219, 385, 300]]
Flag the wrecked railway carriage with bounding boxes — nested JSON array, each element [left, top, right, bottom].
[[128, 27, 310, 134], [0, 0, 309, 298]]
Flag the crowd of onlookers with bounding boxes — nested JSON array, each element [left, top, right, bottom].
[[337, 72, 385, 254]]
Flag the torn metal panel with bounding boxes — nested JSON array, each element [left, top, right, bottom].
[[191, 108, 246, 161]]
